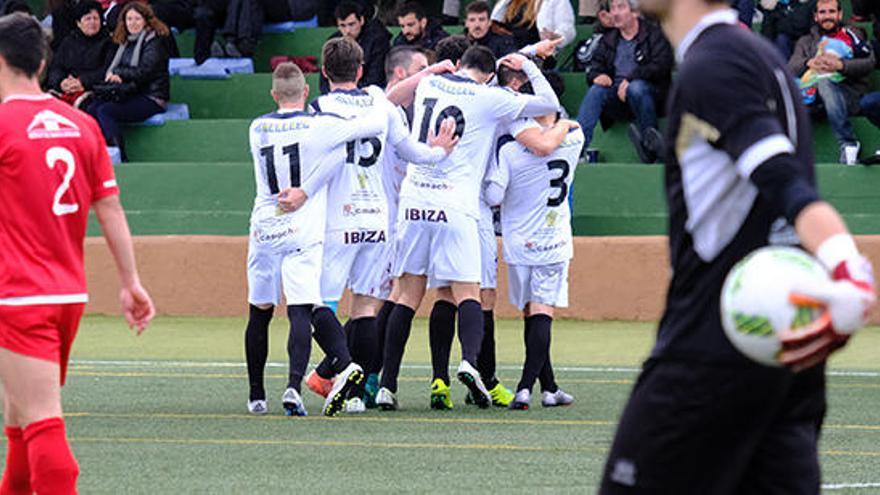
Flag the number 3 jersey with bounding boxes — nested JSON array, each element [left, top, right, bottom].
[[309, 86, 436, 235], [0, 95, 119, 305], [400, 73, 528, 219], [247, 109, 380, 252], [487, 119, 584, 266]]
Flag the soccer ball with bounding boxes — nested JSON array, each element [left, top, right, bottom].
[[720, 246, 830, 366]]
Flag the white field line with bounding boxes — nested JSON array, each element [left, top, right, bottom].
[[822, 482, 880, 490], [69, 359, 880, 377]]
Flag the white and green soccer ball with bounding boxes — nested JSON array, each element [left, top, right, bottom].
[[720, 246, 830, 366]]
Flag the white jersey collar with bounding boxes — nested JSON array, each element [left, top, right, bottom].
[[3, 93, 53, 103], [676, 9, 739, 64]]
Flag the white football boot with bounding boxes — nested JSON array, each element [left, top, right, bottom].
[[456, 360, 491, 409], [281, 388, 308, 417], [541, 389, 575, 407], [247, 399, 268, 415], [375, 387, 399, 411]]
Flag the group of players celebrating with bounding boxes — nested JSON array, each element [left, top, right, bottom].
[[1, 0, 878, 491], [244, 34, 583, 417]]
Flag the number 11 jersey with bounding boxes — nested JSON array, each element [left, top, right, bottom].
[[0, 95, 119, 305]]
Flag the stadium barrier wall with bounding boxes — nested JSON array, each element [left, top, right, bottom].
[[83, 235, 880, 322]]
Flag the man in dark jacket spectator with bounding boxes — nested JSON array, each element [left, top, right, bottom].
[[320, 1, 391, 93], [759, 0, 817, 59], [464, 1, 516, 58], [789, 0, 875, 164], [392, 2, 449, 51], [47, 1, 115, 105], [574, 0, 673, 163]]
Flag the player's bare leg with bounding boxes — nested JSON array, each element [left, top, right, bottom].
[[377, 274, 426, 409], [429, 288, 457, 409], [0, 349, 77, 493], [245, 303, 273, 415], [450, 281, 492, 408]]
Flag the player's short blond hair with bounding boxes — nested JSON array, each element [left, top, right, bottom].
[[272, 62, 305, 102]]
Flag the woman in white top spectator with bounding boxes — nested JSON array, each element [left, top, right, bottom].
[[491, 0, 575, 49]]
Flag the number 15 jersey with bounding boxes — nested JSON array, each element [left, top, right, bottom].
[[0, 95, 119, 305]]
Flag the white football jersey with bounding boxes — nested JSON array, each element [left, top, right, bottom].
[[380, 105, 411, 231], [312, 86, 442, 234], [488, 118, 585, 265], [248, 109, 379, 251], [399, 73, 527, 218]]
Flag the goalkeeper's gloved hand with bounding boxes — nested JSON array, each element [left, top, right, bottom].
[[780, 254, 875, 372]]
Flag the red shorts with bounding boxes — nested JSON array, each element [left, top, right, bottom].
[[0, 304, 85, 385]]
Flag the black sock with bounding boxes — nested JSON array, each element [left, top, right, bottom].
[[368, 300, 395, 374], [429, 300, 456, 383], [286, 304, 313, 392], [349, 316, 377, 369], [311, 306, 353, 375], [457, 299, 484, 367], [379, 304, 415, 392], [315, 356, 334, 379], [245, 304, 273, 401], [539, 356, 558, 393], [517, 314, 552, 392], [343, 318, 355, 350], [477, 309, 498, 389]]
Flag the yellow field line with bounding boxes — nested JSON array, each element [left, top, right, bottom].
[[65, 410, 614, 427], [60, 436, 880, 458], [59, 411, 880, 432], [67, 370, 633, 385], [68, 435, 597, 453]]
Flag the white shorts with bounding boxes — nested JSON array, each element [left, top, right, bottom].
[[507, 262, 570, 311], [247, 240, 323, 306], [365, 238, 395, 300], [479, 228, 498, 290], [393, 206, 481, 283], [321, 230, 390, 301]]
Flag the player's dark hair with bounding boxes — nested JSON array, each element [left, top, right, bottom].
[[460, 44, 496, 74], [396, 2, 426, 19], [334, 1, 363, 21], [0, 12, 47, 78], [518, 71, 565, 99], [497, 64, 527, 88], [435, 35, 471, 65], [465, 1, 491, 16], [385, 45, 423, 81], [322, 36, 364, 83]]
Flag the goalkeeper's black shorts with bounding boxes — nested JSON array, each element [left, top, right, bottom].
[[599, 358, 826, 494]]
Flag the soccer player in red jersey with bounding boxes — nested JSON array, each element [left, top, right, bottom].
[[0, 13, 155, 494]]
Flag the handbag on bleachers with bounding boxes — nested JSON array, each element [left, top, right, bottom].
[[92, 82, 138, 103]]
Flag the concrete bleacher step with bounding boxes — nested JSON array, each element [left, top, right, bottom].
[[123, 113, 880, 165], [88, 161, 880, 237], [124, 120, 251, 162], [172, 73, 581, 119], [175, 25, 596, 72]]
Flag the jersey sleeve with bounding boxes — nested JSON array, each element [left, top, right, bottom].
[[509, 117, 541, 140], [487, 87, 528, 126], [676, 54, 795, 179], [86, 118, 119, 201]]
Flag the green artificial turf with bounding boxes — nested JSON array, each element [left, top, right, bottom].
[[2, 316, 878, 493]]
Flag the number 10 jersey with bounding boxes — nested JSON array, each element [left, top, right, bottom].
[[400, 73, 528, 219]]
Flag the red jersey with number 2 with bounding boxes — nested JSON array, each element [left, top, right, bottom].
[[0, 94, 119, 305]]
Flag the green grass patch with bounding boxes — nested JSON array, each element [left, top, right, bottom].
[[2, 316, 878, 492]]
